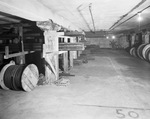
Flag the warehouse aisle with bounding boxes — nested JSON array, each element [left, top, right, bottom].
[[1, 48, 150, 119]]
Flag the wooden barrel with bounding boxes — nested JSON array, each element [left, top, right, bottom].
[[132, 47, 137, 57], [144, 46, 150, 62], [145, 49, 150, 62], [2, 64, 39, 92], [130, 47, 137, 57], [142, 44, 150, 59], [21, 64, 39, 92], [0, 61, 15, 90], [147, 50, 150, 62], [4, 65, 19, 90], [137, 44, 147, 59], [134, 44, 141, 57], [130, 47, 134, 56]]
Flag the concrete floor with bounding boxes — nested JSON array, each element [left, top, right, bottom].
[[1, 48, 150, 119]]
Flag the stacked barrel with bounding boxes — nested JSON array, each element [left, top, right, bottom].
[[0, 61, 39, 92], [126, 31, 150, 63]]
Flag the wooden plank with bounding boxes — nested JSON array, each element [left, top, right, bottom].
[[59, 43, 85, 51], [59, 51, 67, 54], [5, 46, 9, 58], [24, 33, 42, 37], [43, 31, 59, 82], [45, 56, 56, 83], [69, 51, 73, 68], [17, 26, 25, 64], [77, 51, 82, 57], [69, 38, 74, 68], [46, 54, 58, 77], [72, 38, 78, 59], [62, 36, 69, 72], [0, 44, 42, 52], [64, 31, 84, 36], [63, 52, 68, 73], [4, 51, 34, 59], [59, 72, 75, 77], [21, 64, 39, 92], [0, 43, 84, 52]]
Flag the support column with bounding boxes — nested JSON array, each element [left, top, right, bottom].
[[72, 37, 77, 59], [131, 34, 136, 46], [69, 37, 74, 68], [16, 26, 25, 64], [43, 30, 59, 83], [37, 20, 60, 84], [63, 37, 69, 73], [145, 31, 150, 44]]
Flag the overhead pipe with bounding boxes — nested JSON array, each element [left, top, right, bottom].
[[109, 0, 147, 30], [77, 4, 92, 31], [89, 3, 96, 32], [109, 5, 150, 31]]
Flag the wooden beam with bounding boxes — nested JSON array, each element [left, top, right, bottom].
[[16, 26, 25, 64], [63, 52, 68, 73], [0, 22, 34, 28], [59, 51, 67, 54], [42, 30, 59, 83], [64, 31, 85, 36], [4, 50, 34, 59], [0, 42, 85, 53], [0, 34, 18, 39], [59, 43, 85, 51], [0, 16, 20, 23], [24, 33, 42, 37], [0, 44, 42, 52]]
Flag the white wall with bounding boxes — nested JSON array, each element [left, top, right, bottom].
[[86, 37, 117, 48]]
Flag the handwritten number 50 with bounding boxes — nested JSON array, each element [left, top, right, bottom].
[[116, 109, 139, 118]]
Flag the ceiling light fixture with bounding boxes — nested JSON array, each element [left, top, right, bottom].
[[137, 12, 143, 22], [138, 12, 143, 31], [109, 5, 150, 31], [112, 35, 116, 39], [109, 0, 146, 30]]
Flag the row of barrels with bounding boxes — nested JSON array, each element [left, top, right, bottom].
[[0, 61, 39, 92], [126, 44, 150, 62]]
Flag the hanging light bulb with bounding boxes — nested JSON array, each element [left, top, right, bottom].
[[137, 12, 143, 31], [112, 35, 116, 39], [137, 12, 143, 22]]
